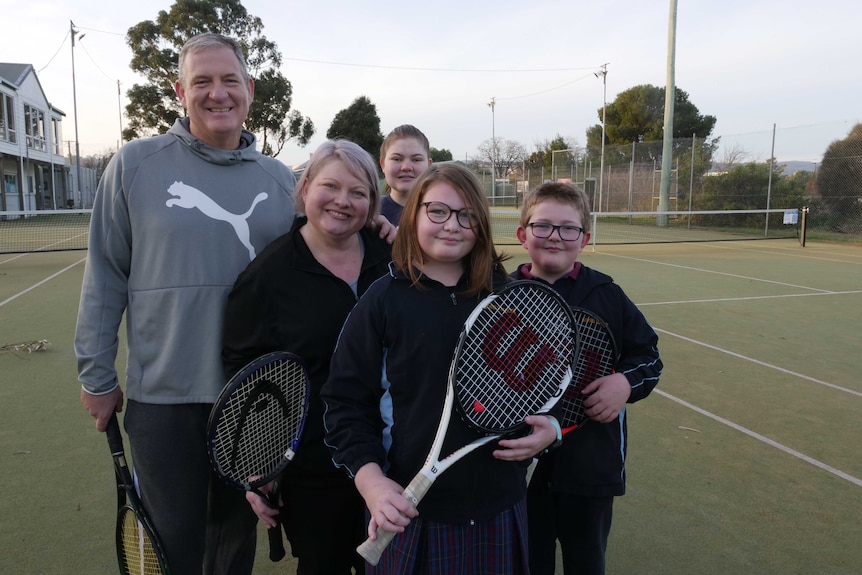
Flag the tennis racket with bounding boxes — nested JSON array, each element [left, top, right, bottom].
[[106, 413, 171, 575], [357, 280, 578, 565], [207, 351, 311, 563], [557, 307, 619, 435]]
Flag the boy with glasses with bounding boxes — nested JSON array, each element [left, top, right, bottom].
[[512, 182, 663, 575]]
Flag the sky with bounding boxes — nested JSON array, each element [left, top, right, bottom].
[[3, 0, 861, 168]]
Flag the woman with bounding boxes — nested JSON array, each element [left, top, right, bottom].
[[222, 139, 391, 574]]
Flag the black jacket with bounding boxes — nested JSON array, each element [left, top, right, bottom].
[[321, 266, 528, 523], [512, 262, 662, 496], [222, 216, 392, 479]]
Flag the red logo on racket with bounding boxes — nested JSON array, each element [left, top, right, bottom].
[[481, 312, 556, 392]]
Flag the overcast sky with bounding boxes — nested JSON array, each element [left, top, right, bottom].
[[4, 0, 860, 166]]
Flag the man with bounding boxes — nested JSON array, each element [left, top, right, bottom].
[[76, 33, 296, 573]]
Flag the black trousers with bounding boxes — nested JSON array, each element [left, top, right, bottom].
[[527, 470, 614, 575], [125, 400, 258, 575]]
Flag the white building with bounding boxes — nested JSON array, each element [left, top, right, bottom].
[[0, 62, 77, 210]]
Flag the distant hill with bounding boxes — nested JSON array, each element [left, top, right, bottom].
[[780, 160, 818, 174]]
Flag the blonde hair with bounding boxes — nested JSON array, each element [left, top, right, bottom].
[[519, 181, 592, 232], [296, 140, 381, 224], [392, 163, 506, 296]]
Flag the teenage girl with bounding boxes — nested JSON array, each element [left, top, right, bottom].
[[378, 124, 431, 225]]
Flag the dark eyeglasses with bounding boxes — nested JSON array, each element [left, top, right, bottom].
[[421, 201, 479, 229], [526, 222, 586, 241]]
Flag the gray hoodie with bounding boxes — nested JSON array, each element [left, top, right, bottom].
[[75, 118, 296, 403]]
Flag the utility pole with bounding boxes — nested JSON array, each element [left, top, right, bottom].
[[70, 20, 84, 208], [658, 0, 678, 226], [488, 97, 496, 201], [595, 64, 608, 213]]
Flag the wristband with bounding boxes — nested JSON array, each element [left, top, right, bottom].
[[542, 416, 563, 454]]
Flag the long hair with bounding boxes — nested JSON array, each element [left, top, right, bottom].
[[295, 139, 381, 224], [392, 163, 506, 296]]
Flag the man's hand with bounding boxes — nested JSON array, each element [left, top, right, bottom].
[[80, 386, 124, 432]]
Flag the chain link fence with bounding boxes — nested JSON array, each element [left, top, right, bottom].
[[480, 128, 862, 244]]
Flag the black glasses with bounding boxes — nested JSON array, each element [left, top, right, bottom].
[[421, 201, 479, 229], [527, 222, 585, 241]]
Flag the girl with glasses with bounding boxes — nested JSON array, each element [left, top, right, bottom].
[[321, 164, 559, 574]]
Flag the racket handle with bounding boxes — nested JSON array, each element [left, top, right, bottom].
[[356, 473, 433, 566], [263, 485, 285, 562]]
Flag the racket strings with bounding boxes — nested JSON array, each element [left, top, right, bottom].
[[560, 312, 616, 425], [119, 509, 161, 574], [212, 359, 307, 484], [456, 288, 576, 432]]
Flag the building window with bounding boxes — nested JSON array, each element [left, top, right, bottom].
[[1, 93, 16, 144], [25, 104, 46, 152], [52, 118, 61, 155]]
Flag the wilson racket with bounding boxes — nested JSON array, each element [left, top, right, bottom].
[[357, 280, 578, 565], [106, 413, 171, 575], [207, 351, 311, 563], [558, 307, 619, 435]]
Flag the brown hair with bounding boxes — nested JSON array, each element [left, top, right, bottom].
[[519, 181, 592, 232], [392, 163, 506, 296], [379, 125, 431, 194]]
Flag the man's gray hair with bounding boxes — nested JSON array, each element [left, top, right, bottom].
[[177, 33, 249, 84]]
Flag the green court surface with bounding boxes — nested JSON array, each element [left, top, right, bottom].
[[1, 238, 860, 574]]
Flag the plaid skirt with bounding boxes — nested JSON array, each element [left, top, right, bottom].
[[367, 497, 529, 575]]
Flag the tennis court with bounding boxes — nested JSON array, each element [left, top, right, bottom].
[[1, 234, 860, 574]]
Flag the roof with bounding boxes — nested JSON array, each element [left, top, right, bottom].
[[0, 63, 34, 88]]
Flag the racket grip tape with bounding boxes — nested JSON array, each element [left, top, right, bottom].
[[264, 488, 285, 562], [356, 473, 433, 566]]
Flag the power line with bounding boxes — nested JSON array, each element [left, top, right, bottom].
[[284, 56, 601, 74], [38, 30, 71, 73]]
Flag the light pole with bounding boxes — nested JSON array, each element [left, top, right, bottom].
[[70, 20, 84, 208], [117, 80, 123, 150], [595, 63, 608, 212], [487, 97, 496, 201]]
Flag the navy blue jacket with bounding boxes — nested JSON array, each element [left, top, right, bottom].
[[512, 262, 662, 496], [321, 266, 528, 522]]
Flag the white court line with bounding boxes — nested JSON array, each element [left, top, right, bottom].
[[0, 257, 86, 308], [601, 252, 834, 293], [655, 389, 862, 488], [700, 242, 862, 265], [640, 289, 862, 307], [654, 327, 862, 398]]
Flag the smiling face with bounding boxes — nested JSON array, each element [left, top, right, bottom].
[[301, 159, 371, 242], [380, 137, 431, 203], [516, 198, 590, 282], [175, 45, 254, 150], [415, 181, 476, 283]]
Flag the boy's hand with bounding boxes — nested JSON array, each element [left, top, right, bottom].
[[582, 373, 631, 423]]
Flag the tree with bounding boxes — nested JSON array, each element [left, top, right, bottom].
[[472, 138, 527, 182], [326, 96, 383, 161], [430, 147, 453, 162], [814, 123, 862, 216], [585, 84, 717, 165], [123, 0, 314, 156], [698, 161, 805, 212]]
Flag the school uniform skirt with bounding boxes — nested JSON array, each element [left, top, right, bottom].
[[367, 497, 529, 575]]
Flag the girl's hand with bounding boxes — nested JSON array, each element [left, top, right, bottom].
[[492, 414, 559, 461], [355, 463, 418, 539]]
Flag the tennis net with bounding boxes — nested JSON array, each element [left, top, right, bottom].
[[490, 208, 804, 246], [0, 209, 92, 254]]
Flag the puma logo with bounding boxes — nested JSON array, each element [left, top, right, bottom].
[[166, 181, 268, 259]]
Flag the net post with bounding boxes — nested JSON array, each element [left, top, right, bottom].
[[800, 206, 808, 247]]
